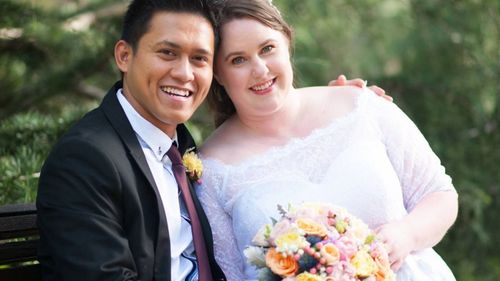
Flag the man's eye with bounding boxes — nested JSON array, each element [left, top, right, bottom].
[[193, 55, 209, 63], [160, 49, 175, 56], [231, 57, 245, 65]]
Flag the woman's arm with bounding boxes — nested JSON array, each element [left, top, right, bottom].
[[370, 94, 458, 270]]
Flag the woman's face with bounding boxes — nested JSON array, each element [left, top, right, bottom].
[[215, 18, 294, 119]]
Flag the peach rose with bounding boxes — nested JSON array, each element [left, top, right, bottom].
[[296, 272, 324, 281], [351, 250, 378, 278], [320, 243, 340, 265], [265, 248, 299, 277], [373, 252, 394, 281], [296, 218, 328, 237]]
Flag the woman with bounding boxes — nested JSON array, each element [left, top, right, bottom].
[[198, 0, 458, 280]]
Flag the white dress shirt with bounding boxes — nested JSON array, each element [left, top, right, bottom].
[[117, 89, 195, 281]]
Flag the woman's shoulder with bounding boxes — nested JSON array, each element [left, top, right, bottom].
[[295, 86, 364, 123], [199, 124, 231, 160], [200, 119, 250, 164], [296, 85, 364, 99]]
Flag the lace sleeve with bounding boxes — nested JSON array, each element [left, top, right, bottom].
[[368, 93, 457, 211], [197, 160, 245, 281]]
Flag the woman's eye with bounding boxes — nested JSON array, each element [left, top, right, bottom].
[[231, 57, 246, 65], [261, 45, 274, 54]]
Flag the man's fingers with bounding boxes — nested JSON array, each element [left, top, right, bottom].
[[348, 78, 366, 88], [368, 85, 385, 95], [383, 95, 394, 102], [328, 76, 392, 102], [328, 74, 347, 86], [368, 85, 393, 102]]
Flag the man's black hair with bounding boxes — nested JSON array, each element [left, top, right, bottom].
[[121, 0, 220, 50]]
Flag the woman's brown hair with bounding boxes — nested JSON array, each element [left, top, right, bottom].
[[208, 0, 293, 127]]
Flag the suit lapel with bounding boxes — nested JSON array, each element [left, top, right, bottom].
[[176, 123, 196, 154], [100, 82, 160, 196], [99, 81, 171, 279]]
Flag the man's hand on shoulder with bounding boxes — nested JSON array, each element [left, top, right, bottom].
[[328, 74, 393, 102]]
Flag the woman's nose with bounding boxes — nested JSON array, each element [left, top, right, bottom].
[[251, 58, 268, 78]]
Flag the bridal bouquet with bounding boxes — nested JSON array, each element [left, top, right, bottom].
[[244, 202, 395, 281]]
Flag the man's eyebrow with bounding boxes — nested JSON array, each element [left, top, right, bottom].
[[154, 40, 213, 56], [154, 40, 179, 48]]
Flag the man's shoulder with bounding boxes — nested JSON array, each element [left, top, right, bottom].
[[64, 107, 110, 139], [51, 103, 126, 157], [62, 86, 127, 143]]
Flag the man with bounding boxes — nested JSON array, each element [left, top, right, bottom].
[[37, 0, 225, 280]]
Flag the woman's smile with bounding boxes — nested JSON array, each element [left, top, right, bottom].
[[249, 78, 276, 95]]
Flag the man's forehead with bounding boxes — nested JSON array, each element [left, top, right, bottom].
[[138, 11, 215, 52], [151, 11, 215, 31], [149, 12, 214, 39]]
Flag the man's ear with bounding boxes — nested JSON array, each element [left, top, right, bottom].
[[114, 40, 132, 73]]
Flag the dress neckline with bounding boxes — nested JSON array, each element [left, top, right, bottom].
[[201, 90, 369, 170]]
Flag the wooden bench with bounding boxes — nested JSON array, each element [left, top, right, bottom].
[[0, 203, 40, 281]]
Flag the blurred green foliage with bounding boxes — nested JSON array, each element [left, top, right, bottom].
[[0, 96, 97, 204], [0, 0, 498, 279]]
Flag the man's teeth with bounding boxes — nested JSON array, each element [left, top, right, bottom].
[[251, 80, 273, 91], [161, 86, 190, 97]]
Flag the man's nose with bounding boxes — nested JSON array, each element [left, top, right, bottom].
[[171, 57, 195, 82]]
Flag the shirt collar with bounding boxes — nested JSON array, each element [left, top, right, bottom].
[[117, 88, 178, 161]]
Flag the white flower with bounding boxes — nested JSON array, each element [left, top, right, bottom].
[[244, 246, 267, 267], [252, 224, 271, 247]]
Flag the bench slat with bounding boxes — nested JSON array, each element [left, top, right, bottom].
[[0, 263, 41, 281], [0, 203, 38, 239], [0, 214, 38, 240], [0, 204, 37, 217], [0, 239, 39, 265], [0, 203, 40, 280]]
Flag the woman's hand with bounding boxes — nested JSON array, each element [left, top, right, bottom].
[[375, 220, 415, 271], [329, 74, 393, 102], [375, 191, 458, 272]]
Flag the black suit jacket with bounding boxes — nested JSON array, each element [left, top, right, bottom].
[[36, 81, 226, 281]]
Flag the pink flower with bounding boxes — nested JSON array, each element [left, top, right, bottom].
[[335, 236, 358, 260], [269, 219, 292, 242], [328, 261, 357, 281]]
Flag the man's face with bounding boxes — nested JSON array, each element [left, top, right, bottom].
[[116, 11, 214, 137]]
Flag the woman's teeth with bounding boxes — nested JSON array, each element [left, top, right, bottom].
[[251, 79, 273, 91]]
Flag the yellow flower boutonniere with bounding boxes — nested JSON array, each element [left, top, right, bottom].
[[182, 150, 203, 183]]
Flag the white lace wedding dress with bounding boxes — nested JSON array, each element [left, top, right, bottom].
[[198, 91, 457, 281]]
